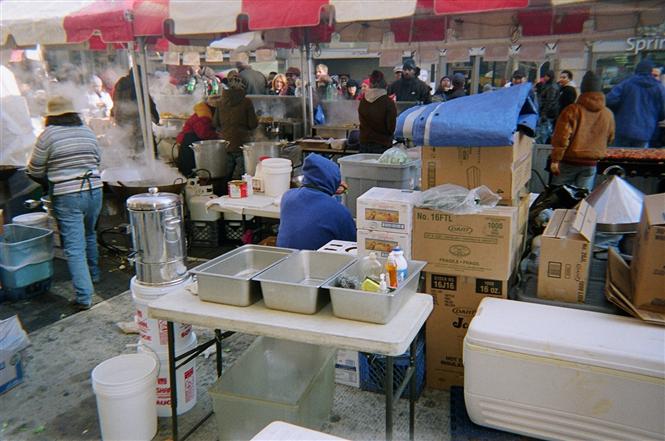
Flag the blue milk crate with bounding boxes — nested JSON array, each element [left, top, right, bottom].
[[359, 332, 425, 399]]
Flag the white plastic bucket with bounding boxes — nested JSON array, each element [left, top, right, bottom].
[[138, 333, 198, 417], [13, 212, 49, 229], [92, 353, 158, 441], [131, 276, 194, 351], [262, 158, 292, 197]]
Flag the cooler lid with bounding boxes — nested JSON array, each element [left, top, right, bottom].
[[466, 298, 664, 378], [126, 187, 181, 211]]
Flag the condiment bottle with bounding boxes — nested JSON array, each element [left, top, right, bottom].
[[379, 273, 388, 294], [393, 247, 408, 284], [360, 252, 383, 282], [385, 252, 397, 289]]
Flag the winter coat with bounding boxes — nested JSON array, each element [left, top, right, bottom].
[[606, 73, 665, 143], [277, 154, 356, 250], [537, 80, 560, 120], [387, 77, 432, 103], [551, 92, 615, 165], [358, 89, 397, 148], [239, 68, 267, 95], [559, 84, 577, 113], [447, 87, 466, 100], [213, 89, 258, 153], [176, 102, 217, 145]]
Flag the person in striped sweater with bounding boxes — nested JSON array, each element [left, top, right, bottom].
[[27, 96, 103, 310]]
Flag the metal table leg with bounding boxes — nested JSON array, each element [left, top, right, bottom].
[[167, 321, 179, 441], [409, 338, 417, 441], [385, 355, 394, 441]]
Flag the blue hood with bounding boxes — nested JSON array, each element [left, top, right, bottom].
[[635, 59, 653, 74], [302, 154, 340, 195]]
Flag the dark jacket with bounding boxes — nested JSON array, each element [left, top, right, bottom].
[[559, 84, 577, 113], [176, 102, 218, 176], [387, 77, 432, 103], [239, 68, 267, 95], [606, 72, 665, 143], [551, 92, 615, 165], [213, 89, 258, 152], [537, 80, 560, 120], [358, 89, 397, 148], [277, 154, 356, 250], [112, 73, 159, 126], [447, 87, 466, 100]]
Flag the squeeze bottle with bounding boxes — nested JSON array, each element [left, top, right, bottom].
[[393, 247, 408, 284], [385, 252, 397, 289]]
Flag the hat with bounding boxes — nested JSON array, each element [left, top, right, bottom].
[[636, 59, 654, 74], [452, 73, 465, 87], [285, 67, 301, 76], [402, 59, 417, 71], [580, 71, 601, 93], [369, 70, 386, 88], [45, 96, 76, 117], [346, 79, 359, 88], [543, 70, 555, 79], [393, 65, 403, 73], [512, 70, 525, 80], [227, 76, 246, 90]]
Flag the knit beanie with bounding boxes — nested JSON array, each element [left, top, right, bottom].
[[452, 73, 465, 88], [580, 71, 601, 93]]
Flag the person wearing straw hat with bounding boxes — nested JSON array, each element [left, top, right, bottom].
[[27, 96, 103, 310]]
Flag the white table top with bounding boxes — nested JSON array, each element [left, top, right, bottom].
[[251, 421, 348, 441], [206, 194, 281, 219], [148, 286, 432, 356]]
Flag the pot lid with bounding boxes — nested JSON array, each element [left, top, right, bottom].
[[126, 187, 181, 211], [586, 175, 644, 233]]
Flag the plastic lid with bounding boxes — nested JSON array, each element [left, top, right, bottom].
[[466, 298, 664, 378], [126, 187, 181, 211], [393, 246, 403, 254]]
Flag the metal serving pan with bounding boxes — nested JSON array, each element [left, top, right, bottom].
[[190, 245, 294, 306], [254, 251, 356, 314], [323, 259, 427, 324]]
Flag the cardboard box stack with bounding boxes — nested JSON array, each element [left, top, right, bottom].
[[414, 133, 533, 390], [355, 188, 421, 259]]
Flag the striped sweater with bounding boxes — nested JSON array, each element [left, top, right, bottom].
[[28, 125, 103, 196]]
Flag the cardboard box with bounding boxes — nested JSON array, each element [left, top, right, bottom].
[[424, 272, 510, 390], [630, 193, 665, 312], [335, 349, 360, 388], [537, 201, 596, 303], [357, 229, 411, 259], [413, 206, 518, 280], [0, 316, 28, 395], [356, 188, 420, 233], [421, 133, 533, 201]]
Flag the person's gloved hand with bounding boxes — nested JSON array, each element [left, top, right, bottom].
[[550, 161, 560, 176]]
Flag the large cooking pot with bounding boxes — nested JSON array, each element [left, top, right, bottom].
[[190, 140, 230, 178], [101, 167, 186, 203], [241, 142, 282, 175]]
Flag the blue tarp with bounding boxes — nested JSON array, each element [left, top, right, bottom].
[[395, 83, 538, 147]]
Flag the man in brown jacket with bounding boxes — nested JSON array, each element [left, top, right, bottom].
[[213, 75, 258, 180], [550, 71, 615, 191], [358, 70, 397, 153]]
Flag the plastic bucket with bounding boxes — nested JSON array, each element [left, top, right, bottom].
[[91, 353, 158, 441], [138, 334, 198, 417], [131, 276, 194, 351], [12, 212, 49, 230], [262, 158, 292, 197]]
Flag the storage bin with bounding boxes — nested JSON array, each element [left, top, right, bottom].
[[464, 298, 665, 441], [338, 154, 420, 217], [209, 337, 336, 441], [0, 224, 54, 271]]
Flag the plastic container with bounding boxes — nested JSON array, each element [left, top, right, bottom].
[[338, 154, 420, 217], [12, 212, 49, 230], [131, 276, 195, 350], [91, 353, 158, 441], [393, 247, 408, 285], [464, 298, 665, 441], [209, 337, 336, 441], [261, 158, 292, 197], [137, 334, 198, 417], [359, 252, 382, 282], [0, 224, 54, 271]]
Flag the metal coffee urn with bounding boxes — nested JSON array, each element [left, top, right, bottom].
[[126, 187, 187, 285]]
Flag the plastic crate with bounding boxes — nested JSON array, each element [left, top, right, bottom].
[[0, 224, 54, 271], [359, 332, 425, 399], [338, 154, 420, 217], [190, 220, 221, 247], [224, 221, 244, 242], [1, 277, 52, 301]]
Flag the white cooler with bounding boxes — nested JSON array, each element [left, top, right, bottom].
[[463, 298, 664, 441]]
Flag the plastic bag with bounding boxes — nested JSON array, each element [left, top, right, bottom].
[[314, 104, 326, 125], [416, 184, 501, 213], [528, 184, 589, 237], [378, 144, 409, 164]]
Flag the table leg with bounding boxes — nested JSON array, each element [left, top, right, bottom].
[[409, 338, 417, 441], [215, 329, 223, 377], [385, 355, 394, 441], [167, 321, 179, 441]]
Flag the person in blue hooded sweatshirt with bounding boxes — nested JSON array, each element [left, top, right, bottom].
[[277, 154, 356, 250], [606, 59, 665, 147]]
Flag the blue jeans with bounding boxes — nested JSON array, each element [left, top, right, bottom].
[[551, 163, 597, 191], [535, 118, 554, 144], [53, 188, 103, 306]]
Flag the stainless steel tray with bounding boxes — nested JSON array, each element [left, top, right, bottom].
[[190, 245, 294, 306], [254, 251, 356, 314], [324, 259, 426, 324]]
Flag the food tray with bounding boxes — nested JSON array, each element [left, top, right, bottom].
[[190, 245, 294, 306], [254, 251, 356, 314], [323, 259, 426, 324]]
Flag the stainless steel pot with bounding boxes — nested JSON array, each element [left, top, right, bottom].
[[190, 140, 230, 178], [241, 142, 282, 176], [126, 187, 187, 286]]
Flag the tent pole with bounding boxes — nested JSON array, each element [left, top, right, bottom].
[[305, 29, 315, 135], [300, 45, 309, 136], [138, 37, 156, 163], [127, 41, 150, 160]]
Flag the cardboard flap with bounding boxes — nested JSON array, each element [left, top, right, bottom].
[[543, 209, 567, 238], [572, 200, 596, 242], [643, 193, 665, 226]]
